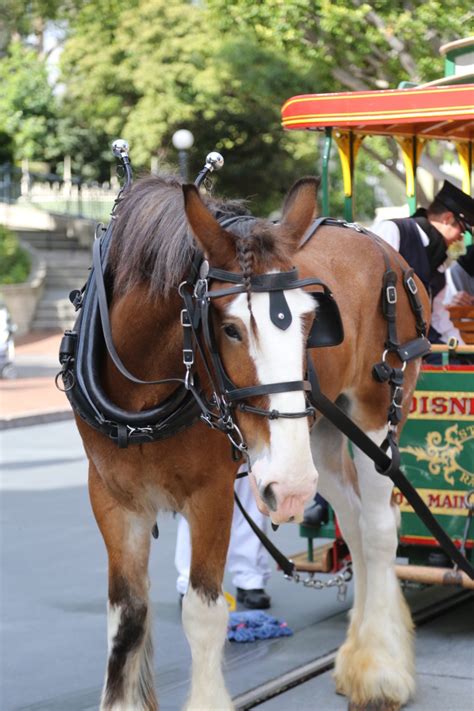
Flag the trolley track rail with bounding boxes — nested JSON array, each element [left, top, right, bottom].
[[233, 589, 473, 710]]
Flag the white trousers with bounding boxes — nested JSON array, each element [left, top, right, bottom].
[[175, 475, 271, 595]]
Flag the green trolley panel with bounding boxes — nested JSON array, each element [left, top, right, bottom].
[[397, 365, 474, 558]]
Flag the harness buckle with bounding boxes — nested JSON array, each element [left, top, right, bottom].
[[193, 278, 208, 299], [406, 276, 418, 295], [180, 309, 191, 327], [386, 285, 397, 304], [345, 221, 364, 233], [183, 349, 194, 366]]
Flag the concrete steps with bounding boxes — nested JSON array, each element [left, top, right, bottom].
[[15, 229, 82, 251], [43, 252, 91, 289], [29, 248, 92, 331], [32, 289, 79, 331]]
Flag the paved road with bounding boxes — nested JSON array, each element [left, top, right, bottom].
[[1, 421, 472, 711]]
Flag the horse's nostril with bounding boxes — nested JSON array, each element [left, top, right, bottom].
[[261, 482, 278, 512]]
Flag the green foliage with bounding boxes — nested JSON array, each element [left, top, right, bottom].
[[0, 41, 58, 161], [57, 0, 319, 212], [0, 226, 31, 284], [206, 0, 473, 89]]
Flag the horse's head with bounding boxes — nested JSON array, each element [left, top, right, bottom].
[[183, 178, 321, 524]]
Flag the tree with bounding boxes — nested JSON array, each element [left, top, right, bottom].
[[206, 0, 473, 207], [57, 0, 319, 212], [0, 0, 64, 55], [206, 0, 472, 91], [0, 41, 58, 162]]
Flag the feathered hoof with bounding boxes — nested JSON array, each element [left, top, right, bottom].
[[348, 702, 401, 711], [333, 640, 356, 698], [336, 646, 414, 709]]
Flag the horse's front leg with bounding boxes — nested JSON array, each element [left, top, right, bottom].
[[89, 463, 157, 711], [349, 427, 415, 711], [310, 413, 366, 698], [182, 479, 234, 711]]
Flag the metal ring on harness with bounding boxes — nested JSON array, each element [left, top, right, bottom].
[[55, 368, 75, 392], [382, 349, 407, 371]]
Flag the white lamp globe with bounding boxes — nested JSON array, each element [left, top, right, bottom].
[[172, 129, 194, 151]]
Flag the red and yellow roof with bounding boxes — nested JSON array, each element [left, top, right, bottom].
[[282, 85, 474, 141]]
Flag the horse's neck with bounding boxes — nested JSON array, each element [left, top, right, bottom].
[[103, 284, 183, 409]]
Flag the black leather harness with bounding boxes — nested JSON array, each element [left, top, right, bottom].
[[57, 214, 344, 454]]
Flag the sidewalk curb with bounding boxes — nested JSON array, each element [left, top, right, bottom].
[[0, 409, 74, 431]]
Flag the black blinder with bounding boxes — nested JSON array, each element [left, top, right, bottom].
[[269, 290, 292, 330], [307, 291, 344, 348]]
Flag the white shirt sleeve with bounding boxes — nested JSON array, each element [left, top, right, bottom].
[[372, 220, 431, 252], [372, 221, 401, 251], [431, 270, 464, 344]]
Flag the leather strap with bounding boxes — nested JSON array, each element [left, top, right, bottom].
[[226, 380, 311, 402], [234, 491, 295, 577], [93, 238, 184, 388]]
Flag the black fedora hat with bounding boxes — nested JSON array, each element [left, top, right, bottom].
[[435, 180, 474, 234]]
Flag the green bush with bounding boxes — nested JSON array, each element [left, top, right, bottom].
[[0, 225, 31, 284]]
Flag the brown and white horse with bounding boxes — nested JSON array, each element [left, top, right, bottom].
[[75, 174, 429, 710]]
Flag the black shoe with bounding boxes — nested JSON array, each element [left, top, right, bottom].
[[236, 587, 271, 610], [302, 502, 328, 528]]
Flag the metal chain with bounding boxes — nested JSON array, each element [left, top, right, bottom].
[[284, 564, 353, 602]]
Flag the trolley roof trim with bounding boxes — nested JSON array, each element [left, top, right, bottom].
[[281, 85, 474, 141]]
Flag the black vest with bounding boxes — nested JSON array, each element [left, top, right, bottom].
[[391, 217, 446, 344], [391, 218, 445, 299]]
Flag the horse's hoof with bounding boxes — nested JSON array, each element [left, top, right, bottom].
[[348, 702, 401, 711]]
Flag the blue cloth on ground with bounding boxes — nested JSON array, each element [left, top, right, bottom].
[[227, 611, 293, 642]]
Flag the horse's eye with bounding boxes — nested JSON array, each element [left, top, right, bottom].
[[223, 323, 242, 341]]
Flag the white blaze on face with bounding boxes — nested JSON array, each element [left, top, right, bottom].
[[227, 286, 319, 521]]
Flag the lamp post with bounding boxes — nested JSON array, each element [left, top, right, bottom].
[[172, 129, 194, 180]]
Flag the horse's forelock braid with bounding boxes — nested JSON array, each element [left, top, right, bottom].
[[237, 233, 255, 319]]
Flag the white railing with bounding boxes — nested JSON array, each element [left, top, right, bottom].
[[0, 160, 118, 221]]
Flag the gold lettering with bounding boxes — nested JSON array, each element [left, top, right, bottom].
[[450, 397, 467, 416], [409, 391, 474, 420]]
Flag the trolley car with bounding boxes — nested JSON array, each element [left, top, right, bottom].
[[281, 39, 474, 589]]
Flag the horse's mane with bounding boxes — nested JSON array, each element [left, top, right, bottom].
[[108, 174, 255, 297]]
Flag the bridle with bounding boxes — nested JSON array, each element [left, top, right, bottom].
[[176, 248, 343, 462]]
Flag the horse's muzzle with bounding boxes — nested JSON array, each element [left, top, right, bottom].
[[249, 468, 318, 524]]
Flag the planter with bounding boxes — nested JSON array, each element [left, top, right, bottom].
[[0, 244, 46, 336]]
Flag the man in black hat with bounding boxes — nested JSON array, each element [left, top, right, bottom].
[[374, 180, 474, 343]]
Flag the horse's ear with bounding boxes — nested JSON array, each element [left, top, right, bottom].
[[278, 177, 320, 243], [182, 184, 234, 266]]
